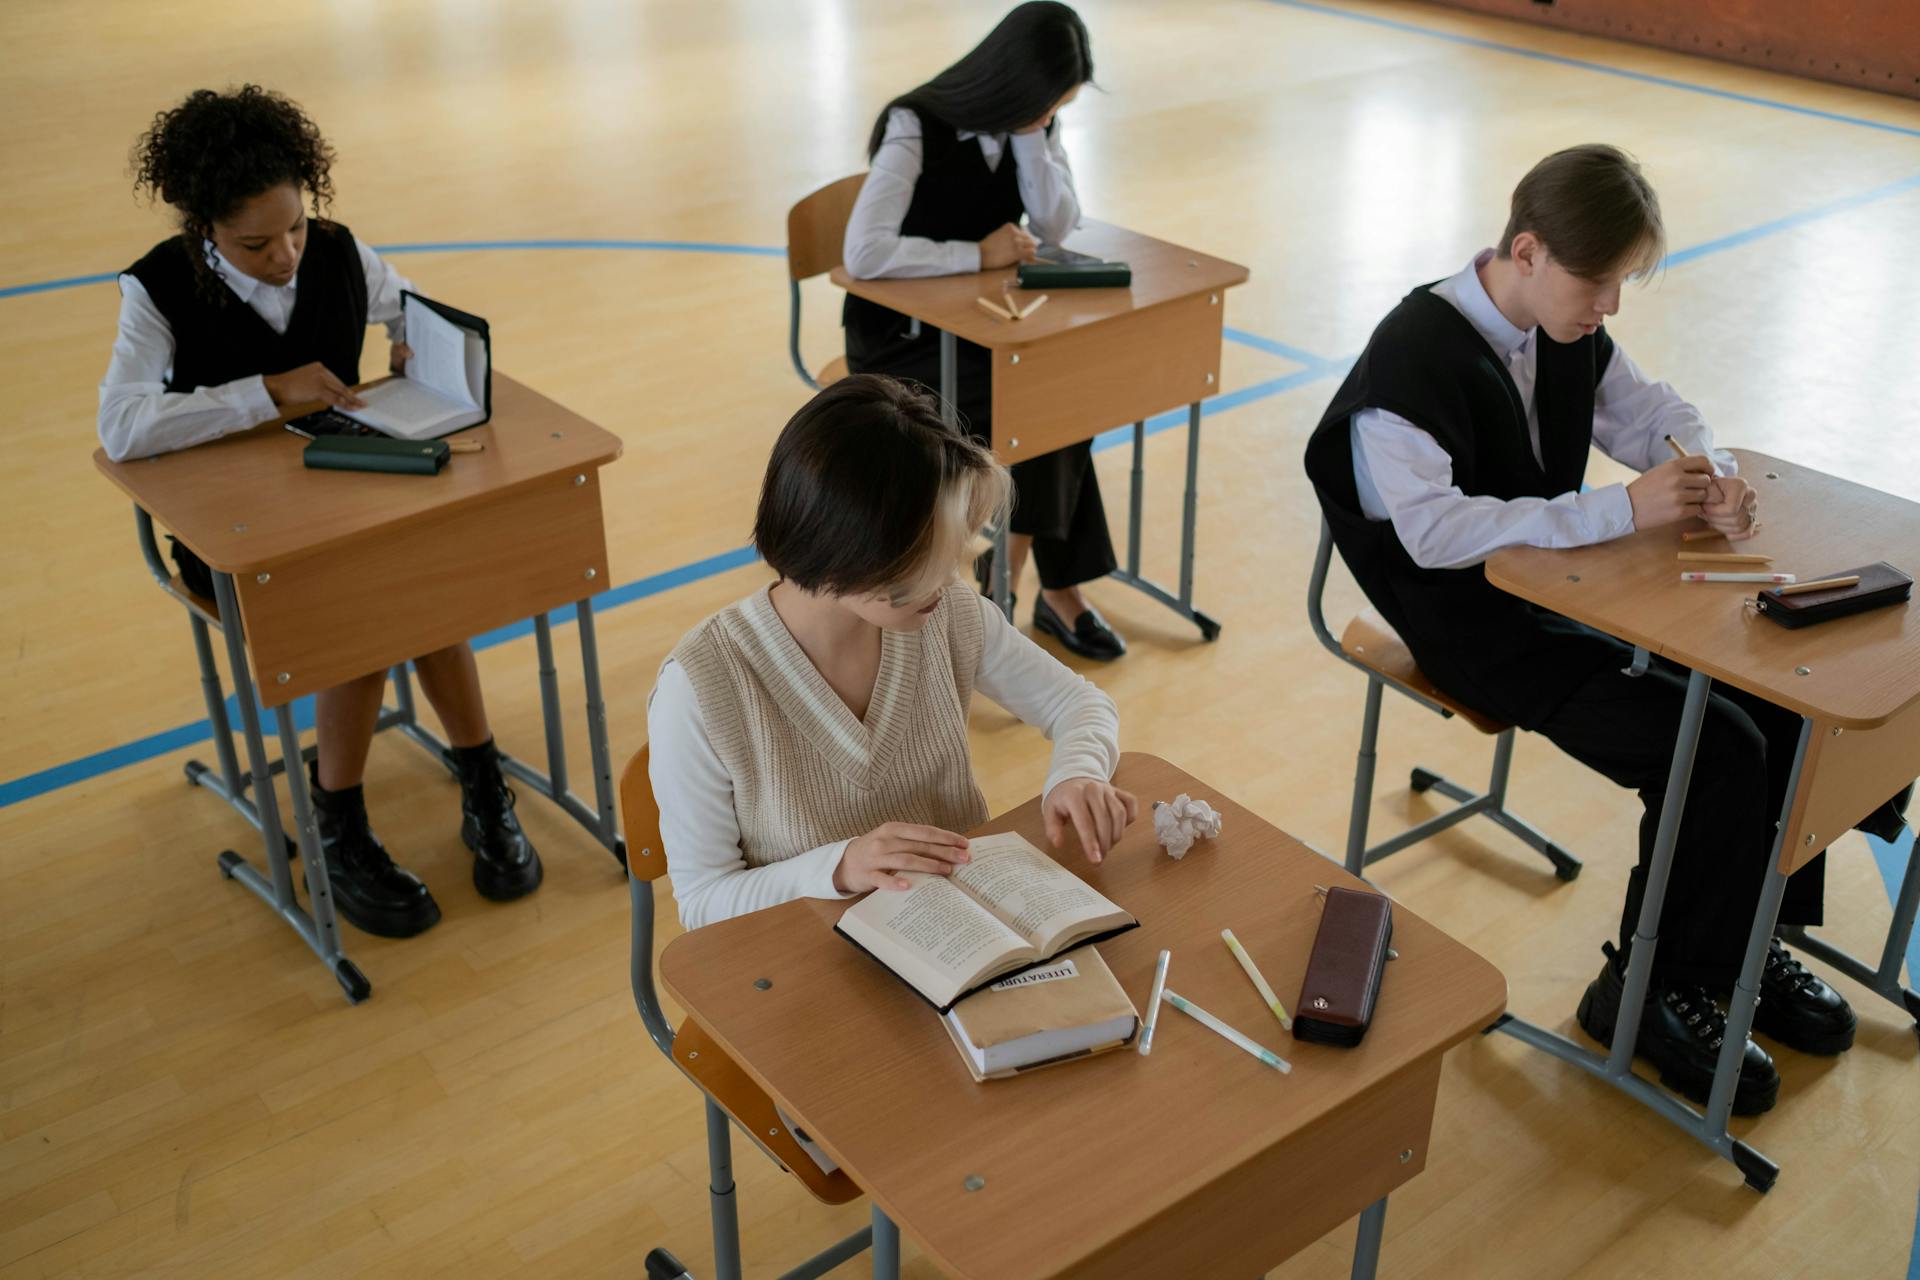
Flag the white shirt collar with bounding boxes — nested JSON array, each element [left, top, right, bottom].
[[204, 241, 295, 305], [1436, 249, 1529, 359]]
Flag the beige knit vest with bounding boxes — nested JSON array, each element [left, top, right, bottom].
[[667, 582, 991, 868]]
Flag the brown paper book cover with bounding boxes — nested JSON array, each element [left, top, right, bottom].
[[940, 945, 1139, 1081]]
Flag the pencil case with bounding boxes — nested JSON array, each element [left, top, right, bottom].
[[1292, 887, 1392, 1048], [1755, 561, 1912, 629], [303, 435, 449, 476], [1016, 261, 1131, 289]]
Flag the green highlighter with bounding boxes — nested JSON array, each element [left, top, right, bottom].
[[303, 434, 450, 476]]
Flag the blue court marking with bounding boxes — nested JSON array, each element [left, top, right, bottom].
[[1663, 172, 1920, 269], [1264, 0, 1920, 141]]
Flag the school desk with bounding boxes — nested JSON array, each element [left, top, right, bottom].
[[1486, 450, 1920, 1191], [94, 373, 626, 1002]]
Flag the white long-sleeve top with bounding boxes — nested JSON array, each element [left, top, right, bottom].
[[1350, 249, 1734, 571], [842, 106, 1081, 280], [97, 234, 411, 462], [647, 591, 1121, 931]]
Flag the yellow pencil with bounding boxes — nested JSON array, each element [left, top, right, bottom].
[[1221, 928, 1292, 1031], [1677, 551, 1773, 565], [1776, 574, 1861, 596], [1680, 529, 1723, 543]]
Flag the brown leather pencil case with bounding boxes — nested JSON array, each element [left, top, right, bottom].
[[1756, 561, 1911, 629], [1292, 886, 1393, 1047]]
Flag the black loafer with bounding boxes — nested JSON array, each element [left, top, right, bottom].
[[1748, 938, 1856, 1055], [1576, 943, 1778, 1115], [309, 766, 442, 939], [1033, 596, 1126, 661]]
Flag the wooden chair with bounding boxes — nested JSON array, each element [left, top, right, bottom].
[[621, 746, 872, 1280], [1307, 518, 1582, 882], [785, 174, 865, 390]]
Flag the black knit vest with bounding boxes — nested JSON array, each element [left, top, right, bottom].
[[1304, 285, 1621, 727], [843, 109, 1027, 355], [124, 219, 368, 394]]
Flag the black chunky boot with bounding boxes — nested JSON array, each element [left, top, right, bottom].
[[1576, 942, 1779, 1115], [308, 764, 441, 938], [450, 739, 543, 901]]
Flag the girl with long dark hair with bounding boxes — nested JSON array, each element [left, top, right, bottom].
[[842, 2, 1126, 662]]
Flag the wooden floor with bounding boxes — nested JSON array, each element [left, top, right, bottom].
[[4, 0, 1919, 1275]]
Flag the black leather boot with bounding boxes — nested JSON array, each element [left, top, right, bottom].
[[450, 739, 543, 901], [1749, 938, 1856, 1055], [308, 764, 441, 938], [1576, 942, 1779, 1115]]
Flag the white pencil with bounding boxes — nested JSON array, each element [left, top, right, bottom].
[[1680, 572, 1795, 584], [1221, 928, 1292, 1030], [1137, 949, 1171, 1056], [1163, 990, 1292, 1073]]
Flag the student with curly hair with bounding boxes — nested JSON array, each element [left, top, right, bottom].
[[99, 85, 540, 938]]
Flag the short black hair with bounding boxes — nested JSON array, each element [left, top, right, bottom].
[[130, 85, 336, 295], [754, 375, 1009, 600]]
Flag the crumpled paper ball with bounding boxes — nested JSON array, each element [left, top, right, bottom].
[[1153, 793, 1222, 859]]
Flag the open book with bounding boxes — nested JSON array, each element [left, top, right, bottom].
[[835, 832, 1138, 1012], [339, 292, 490, 440]]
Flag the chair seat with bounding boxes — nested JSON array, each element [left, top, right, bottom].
[[1339, 607, 1508, 734], [672, 1019, 863, 1206], [815, 355, 849, 387], [164, 574, 222, 625]]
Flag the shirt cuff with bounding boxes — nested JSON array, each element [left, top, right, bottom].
[[235, 374, 280, 426], [1592, 483, 1636, 536], [810, 839, 857, 901], [952, 240, 983, 274]]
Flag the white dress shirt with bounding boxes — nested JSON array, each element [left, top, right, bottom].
[[646, 590, 1122, 930], [97, 234, 411, 462], [1350, 249, 1734, 571], [842, 106, 1081, 280]]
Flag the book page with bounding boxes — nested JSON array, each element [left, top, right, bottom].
[[838, 872, 1033, 1007], [949, 833, 1132, 955], [337, 378, 470, 439], [404, 300, 478, 413]]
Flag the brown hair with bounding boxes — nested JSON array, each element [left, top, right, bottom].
[[1496, 144, 1665, 281], [753, 375, 1011, 604]]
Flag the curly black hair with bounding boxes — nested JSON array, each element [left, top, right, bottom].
[[131, 85, 336, 296]]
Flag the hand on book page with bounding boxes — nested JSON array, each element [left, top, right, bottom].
[[1042, 777, 1139, 863], [833, 821, 971, 893]]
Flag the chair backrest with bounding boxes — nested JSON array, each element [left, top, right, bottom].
[[619, 744, 669, 883], [785, 173, 866, 283]]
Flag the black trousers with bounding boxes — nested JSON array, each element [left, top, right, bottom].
[[845, 313, 1118, 590], [1533, 655, 1825, 988]]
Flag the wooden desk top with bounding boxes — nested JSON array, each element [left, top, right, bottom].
[[830, 220, 1250, 351], [93, 373, 623, 575], [1487, 451, 1920, 727], [659, 754, 1505, 1280]]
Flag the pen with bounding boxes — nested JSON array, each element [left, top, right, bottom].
[[1138, 949, 1171, 1056], [1680, 572, 1795, 584], [1221, 928, 1292, 1030], [1162, 990, 1292, 1073]]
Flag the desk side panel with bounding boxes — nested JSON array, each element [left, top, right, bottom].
[[989, 294, 1223, 461], [1055, 1058, 1438, 1280], [236, 471, 608, 706], [1782, 704, 1920, 871]]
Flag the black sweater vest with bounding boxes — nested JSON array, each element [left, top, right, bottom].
[[124, 219, 369, 394], [1304, 285, 1622, 727], [843, 110, 1027, 354]]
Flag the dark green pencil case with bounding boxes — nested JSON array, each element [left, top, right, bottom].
[[303, 435, 449, 475], [1016, 260, 1132, 288]]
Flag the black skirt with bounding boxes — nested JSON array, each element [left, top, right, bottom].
[[844, 300, 1117, 590]]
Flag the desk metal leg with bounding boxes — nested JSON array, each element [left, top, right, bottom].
[[1350, 1197, 1387, 1280], [1126, 419, 1145, 577], [1106, 402, 1221, 641], [705, 1099, 744, 1280], [1489, 669, 1780, 1189], [871, 1206, 901, 1280], [1780, 829, 1920, 1030], [208, 572, 370, 1003]]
